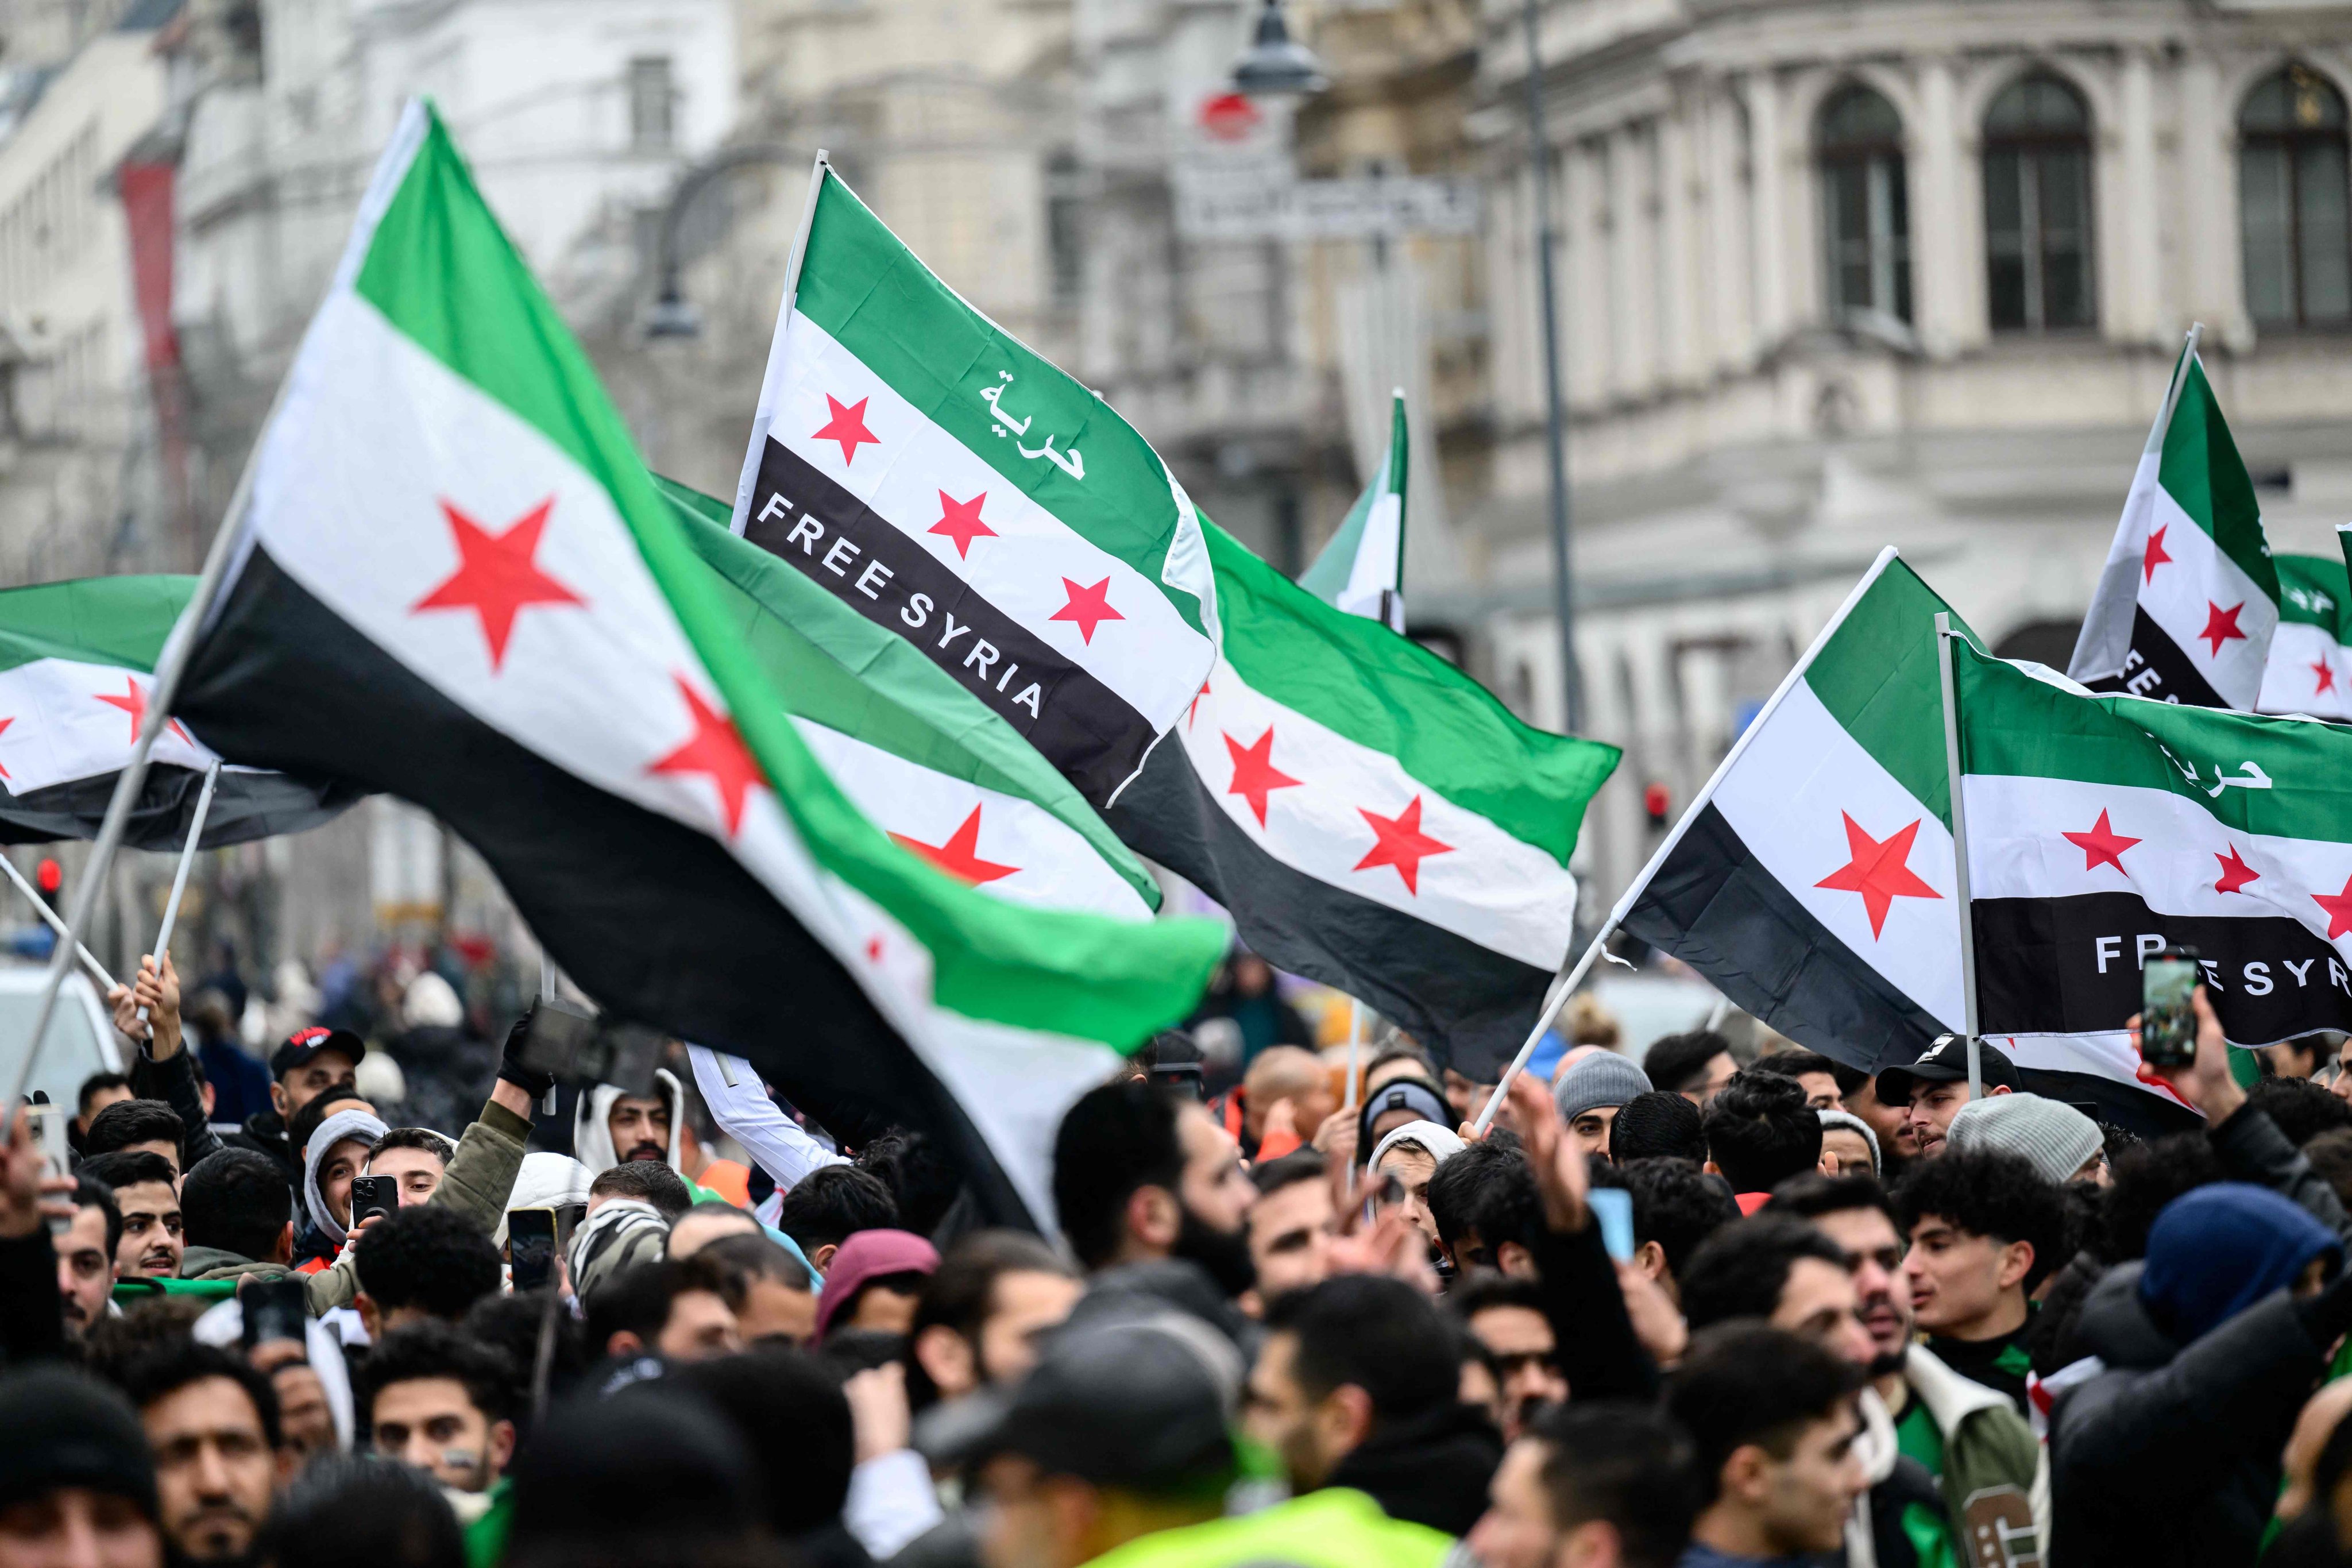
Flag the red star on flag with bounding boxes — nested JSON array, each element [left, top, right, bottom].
[[2318, 659, 2338, 697], [2317, 873, 2352, 939], [93, 677, 190, 745], [1813, 813, 1941, 939], [411, 498, 584, 670], [813, 395, 880, 465], [0, 715, 14, 779], [1223, 727, 1302, 827], [1187, 678, 1212, 731], [1353, 795, 1453, 894], [864, 934, 886, 964], [2142, 526, 2172, 585], [890, 805, 1019, 886], [647, 678, 764, 838], [2063, 809, 2140, 874], [2214, 844, 2261, 895], [1049, 577, 1124, 645], [2200, 600, 2247, 658], [928, 492, 996, 559]]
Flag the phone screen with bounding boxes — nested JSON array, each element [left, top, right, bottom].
[[1589, 1188, 1636, 1262], [2141, 948, 2202, 1069], [242, 1277, 309, 1350], [509, 1207, 557, 1292]]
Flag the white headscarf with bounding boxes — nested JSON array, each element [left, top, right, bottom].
[[303, 1106, 389, 1246], [571, 1068, 685, 1176], [1368, 1119, 1467, 1173]]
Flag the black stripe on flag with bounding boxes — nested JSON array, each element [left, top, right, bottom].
[[176, 545, 1041, 1229], [744, 438, 1156, 808], [2007, 1061, 2199, 1139], [1973, 891, 2352, 1044], [0, 766, 358, 852], [1103, 741, 1554, 1081], [2080, 604, 2229, 708], [1618, 804, 1947, 1077]]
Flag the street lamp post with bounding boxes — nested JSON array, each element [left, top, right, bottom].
[[1521, 0, 1581, 732]]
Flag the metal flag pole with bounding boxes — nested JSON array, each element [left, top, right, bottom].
[[0, 855, 116, 993], [5, 364, 288, 1114], [1935, 612, 1984, 1099], [1473, 546, 1910, 1133], [1343, 998, 1364, 1112], [136, 760, 221, 1025], [727, 149, 833, 534], [2146, 323, 2204, 459]]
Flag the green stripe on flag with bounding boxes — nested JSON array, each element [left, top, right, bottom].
[[1802, 558, 1980, 829], [658, 474, 1161, 910], [2276, 553, 2347, 632], [352, 110, 1219, 1046], [1955, 642, 2352, 846], [1207, 521, 1614, 866], [793, 172, 1210, 638], [0, 576, 192, 677], [2160, 358, 2277, 603]]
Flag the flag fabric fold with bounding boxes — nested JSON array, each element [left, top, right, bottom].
[[1618, 553, 2190, 1131], [1105, 520, 1617, 1080], [729, 164, 1218, 809], [2068, 347, 2278, 710], [0, 576, 357, 849], [2256, 551, 2352, 721], [1300, 389, 1407, 631], [171, 102, 1223, 1233], [1953, 637, 2352, 1091]]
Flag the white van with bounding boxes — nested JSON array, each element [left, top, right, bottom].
[[0, 966, 122, 1114]]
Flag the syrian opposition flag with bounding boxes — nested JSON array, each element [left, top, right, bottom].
[[660, 476, 1156, 921], [728, 161, 1218, 810], [2257, 550, 2352, 721], [169, 103, 1223, 1231], [2068, 344, 2278, 709], [1615, 550, 2189, 1129], [1953, 636, 2352, 1076], [1104, 520, 1617, 1079], [1299, 390, 1407, 632], [0, 576, 356, 849]]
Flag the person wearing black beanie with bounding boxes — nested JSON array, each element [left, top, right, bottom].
[[0, 1364, 162, 1568]]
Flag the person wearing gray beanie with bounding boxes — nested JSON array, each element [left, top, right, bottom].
[[1552, 1052, 1654, 1162], [1816, 1109, 1882, 1176], [1944, 1092, 2104, 1185]]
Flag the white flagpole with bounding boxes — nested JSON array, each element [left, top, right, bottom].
[[1472, 546, 1908, 1132], [727, 149, 832, 535], [1936, 612, 1984, 1098], [0, 855, 115, 992], [136, 760, 221, 1025], [2146, 323, 2204, 458], [1343, 997, 1363, 1111]]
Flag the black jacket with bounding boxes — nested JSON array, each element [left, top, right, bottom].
[[2050, 1261, 2339, 1568], [1325, 1400, 1503, 1537]]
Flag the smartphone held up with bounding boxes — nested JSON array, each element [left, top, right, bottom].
[[2140, 945, 2202, 1071]]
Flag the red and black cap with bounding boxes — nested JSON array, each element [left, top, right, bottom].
[[270, 1025, 367, 1081]]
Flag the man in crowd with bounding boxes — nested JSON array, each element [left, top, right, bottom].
[[80, 1152, 183, 1281], [56, 1179, 118, 1339], [1700, 1072, 1823, 1212], [1944, 1093, 2107, 1186], [700, 1232, 819, 1346], [1467, 1402, 1696, 1568], [83, 1103, 186, 1183], [1893, 1149, 2068, 1414], [73, 1072, 134, 1148], [352, 1204, 504, 1340], [0, 1365, 164, 1568], [582, 1254, 742, 1364], [1554, 1054, 1652, 1161], [1617, 1156, 1740, 1304], [1450, 1273, 1566, 1442], [119, 1343, 289, 1566], [175, 1150, 295, 1284], [573, 1069, 685, 1174], [1612, 1092, 1708, 1165], [1429, 1138, 1542, 1277], [1230, 1046, 1337, 1161], [1666, 1324, 1868, 1568], [1766, 1173, 2046, 1554], [1748, 1050, 1852, 1111], [1368, 1121, 1464, 1253], [774, 1165, 897, 1274], [1873, 1036, 2018, 1160], [666, 1200, 763, 1258], [1245, 1151, 1339, 1309], [1642, 1033, 1738, 1108], [906, 1231, 1081, 1409], [1052, 1077, 1256, 1300], [356, 1321, 519, 1494]]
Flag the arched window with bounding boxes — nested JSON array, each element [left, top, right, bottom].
[[1818, 84, 1912, 323], [1984, 74, 2095, 331], [2241, 65, 2352, 327]]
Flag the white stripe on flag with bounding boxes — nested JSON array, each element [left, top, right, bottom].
[[2133, 468, 2277, 704], [0, 656, 218, 793]]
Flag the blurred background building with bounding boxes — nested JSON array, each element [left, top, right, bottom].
[[3, 0, 2352, 1015]]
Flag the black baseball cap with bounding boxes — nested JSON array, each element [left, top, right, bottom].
[[917, 1311, 1239, 1488], [1874, 1033, 2020, 1103], [270, 1026, 367, 1081]]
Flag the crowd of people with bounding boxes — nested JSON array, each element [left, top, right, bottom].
[[12, 948, 2352, 1568]]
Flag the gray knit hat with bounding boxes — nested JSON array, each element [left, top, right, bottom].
[[1945, 1092, 2103, 1185], [1816, 1109, 1882, 1175], [1554, 1051, 1654, 1123]]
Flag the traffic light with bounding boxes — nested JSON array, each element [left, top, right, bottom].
[[1642, 781, 1671, 831], [34, 858, 61, 896]]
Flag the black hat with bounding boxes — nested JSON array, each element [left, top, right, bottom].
[[270, 1026, 366, 1081], [918, 1311, 1240, 1488], [1357, 1076, 1451, 1149], [0, 1366, 158, 1523], [1874, 1034, 2021, 1104]]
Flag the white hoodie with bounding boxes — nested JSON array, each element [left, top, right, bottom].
[[571, 1068, 685, 1176]]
